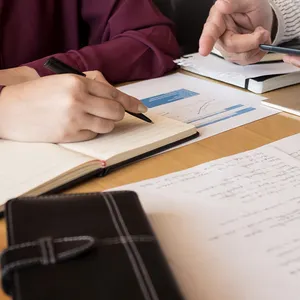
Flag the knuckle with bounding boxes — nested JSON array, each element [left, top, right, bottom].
[[204, 22, 214, 33], [64, 95, 81, 111], [90, 70, 104, 81], [205, 23, 222, 41], [94, 70, 103, 76], [65, 75, 84, 90], [65, 111, 80, 130], [121, 95, 137, 111], [56, 113, 82, 142], [221, 41, 235, 53], [221, 36, 237, 53], [97, 119, 115, 134], [102, 100, 125, 121], [105, 120, 115, 133], [61, 103, 82, 129], [111, 102, 125, 121], [109, 87, 119, 99], [57, 127, 76, 142]]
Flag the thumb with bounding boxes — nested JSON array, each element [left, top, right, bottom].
[[215, 0, 249, 14], [283, 55, 300, 67]]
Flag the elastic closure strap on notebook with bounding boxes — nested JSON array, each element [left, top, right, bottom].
[[0, 236, 96, 295]]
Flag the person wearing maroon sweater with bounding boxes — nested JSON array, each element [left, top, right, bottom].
[[0, 0, 180, 143]]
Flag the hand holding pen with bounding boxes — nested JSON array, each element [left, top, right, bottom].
[[44, 57, 153, 124]]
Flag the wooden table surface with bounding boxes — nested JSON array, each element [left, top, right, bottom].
[[0, 75, 300, 299]]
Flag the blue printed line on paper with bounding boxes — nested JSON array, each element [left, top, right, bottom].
[[196, 107, 256, 128], [141, 89, 199, 108], [187, 104, 244, 124]]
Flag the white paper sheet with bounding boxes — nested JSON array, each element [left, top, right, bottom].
[[175, 53, 300, 87], [109, 134, 300, 300], [119, 73, 278, 146]]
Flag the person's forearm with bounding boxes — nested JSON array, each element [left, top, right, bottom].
[[0, 67, 39, 86], [22, 25, 179, 84], [269, 0, 300, 44]]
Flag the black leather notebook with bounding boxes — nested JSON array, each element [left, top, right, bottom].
[[1, 113, 199, 210], [0, 191, 185, 300]]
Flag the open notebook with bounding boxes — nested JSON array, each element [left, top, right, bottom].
[[175, 51, 300, 94], [0, 113, 198, 209]]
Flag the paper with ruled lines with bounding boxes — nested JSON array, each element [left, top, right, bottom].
[[61, 113, 195, 164], [110, 133, 300, 300]]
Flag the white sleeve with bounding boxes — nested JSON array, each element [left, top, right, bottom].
[[269, 0, 300, 44]]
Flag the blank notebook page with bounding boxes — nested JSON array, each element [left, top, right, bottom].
[[61, 113, 195, 165], [0, 141, 91, 205]]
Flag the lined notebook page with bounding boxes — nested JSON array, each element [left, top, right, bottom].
[[61, 113, 195, 165], [0, 140, 92, 206], [110, 133, 300, 300]]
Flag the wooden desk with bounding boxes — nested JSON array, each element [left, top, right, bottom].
[[0, 77, 300, 299]]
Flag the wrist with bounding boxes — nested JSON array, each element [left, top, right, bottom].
[[15, 66, 40, 82], [0, 66, 39, 86]]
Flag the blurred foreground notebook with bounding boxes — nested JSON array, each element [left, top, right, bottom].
[[175, 49, 300, 94], [0, 113, 198, 209]]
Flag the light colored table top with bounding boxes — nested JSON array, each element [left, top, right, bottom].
[[0, 74, 300, 299]]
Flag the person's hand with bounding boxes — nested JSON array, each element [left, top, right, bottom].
[[283, 55, 300, 68], [0, 72, 147, 143], [0, 66, 39, 85], [199, 0, 274, 65]]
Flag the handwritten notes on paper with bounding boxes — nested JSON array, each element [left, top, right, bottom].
[[110, 134, 300, 300], [134, 148, 300, 200]]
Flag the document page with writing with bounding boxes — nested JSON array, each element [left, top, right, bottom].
[[119, 73, 277, 149], [110, 134, 300, 300], [271, 133, 300, 159]]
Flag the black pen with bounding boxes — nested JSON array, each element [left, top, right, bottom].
[[44, 57, 153, 124]]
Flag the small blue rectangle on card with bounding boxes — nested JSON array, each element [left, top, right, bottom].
[[142, 89, 199, 108]]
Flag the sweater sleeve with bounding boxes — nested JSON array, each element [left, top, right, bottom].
[[23, 0, 180, 83], [269, 0, 300, 44]]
